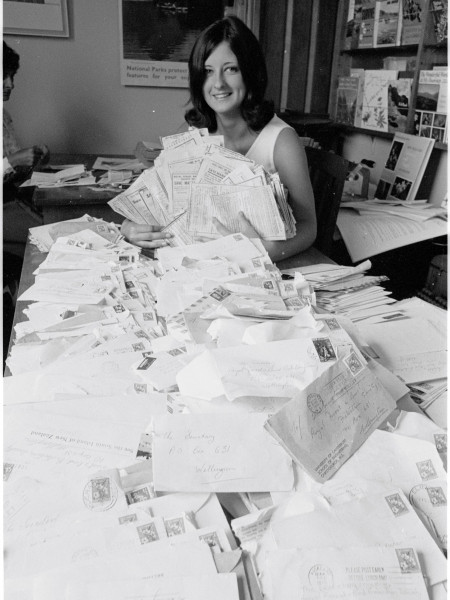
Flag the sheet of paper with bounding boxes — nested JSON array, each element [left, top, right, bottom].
[[272, 488, 447, 587], [152, 413, 294, 492], [337, 210, 448, 262], [263, 546, 430, 600], [187, 183, 286, 240], [265, 358, 396, 482]]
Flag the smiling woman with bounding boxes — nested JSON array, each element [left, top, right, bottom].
[[121, 16, 317, 263]]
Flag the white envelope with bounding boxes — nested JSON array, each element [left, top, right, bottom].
[[272, 488, 447, 587], [152, 413, 294, 492], [263, 546, 430, 600]]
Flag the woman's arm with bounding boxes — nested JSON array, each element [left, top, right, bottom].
[[214, 128, 317, 262], [265, 127, 316, 262]]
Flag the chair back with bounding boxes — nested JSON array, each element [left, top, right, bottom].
[[305, 146, 350, 256]]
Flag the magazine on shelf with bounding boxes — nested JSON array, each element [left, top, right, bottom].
[[374, 0, 403, 47], [388, 77, 413, 133], [430, 0, 448, 42], [360, 70, 398, 132], [375, 132, 435, 202], [359, 0, 377, 47], [401, 0, 427, 44], [335, 76, 361, 125], [414, 69, 448, 143]]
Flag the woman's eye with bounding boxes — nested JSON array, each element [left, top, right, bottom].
[[204, 68, 213, 76], [226, 66, 239, 73]]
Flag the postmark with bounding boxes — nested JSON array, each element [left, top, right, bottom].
[[385, 493, 409, 517], [164, 516, 186, 537], [307, 393, 324, 415], [137, 522, 159, 544], [83, 476, 118, 512], [308, 564, 334, 591], [344, 350, 364, 376], [312, 338, 336, 362], [395, 548, 420, 573], [416, 459, 438, 481]]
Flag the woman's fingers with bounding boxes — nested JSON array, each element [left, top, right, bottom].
[[212, 217, 231, 236]]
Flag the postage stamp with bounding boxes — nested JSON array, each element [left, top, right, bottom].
[[126, 486, 152, 505], [137, 522, 159, 544], [312, 338, 336, 362], [426, 486, 447, 506], [83, 476, 118, 512], [164, 516, 186, 537], [395, 548, 420, 573], [344, 350, 364, 376], [385, 493, 409, 517], [416, 459, 438, 481], [3, 463, 14, 482], [118, 513, 138, 525]]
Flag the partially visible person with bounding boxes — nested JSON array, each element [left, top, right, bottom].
[[122, 16, 316, 262], [3, 41, 50, 258], [3, 41, 50, 359], [3, 42, 50, 187]]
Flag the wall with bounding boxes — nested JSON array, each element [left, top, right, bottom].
[[4, 0, 191, 155], [342, 133, 448, 207]]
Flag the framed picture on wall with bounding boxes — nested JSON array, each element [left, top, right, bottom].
[[3, 0, 69, 37], [119, 0, 224, 88]]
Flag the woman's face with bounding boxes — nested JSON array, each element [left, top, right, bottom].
[[3, 71, 15, 102], [202, 41, 246, 119]]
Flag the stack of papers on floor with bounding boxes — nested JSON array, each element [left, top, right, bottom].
[[4, 218, 447, 599], [108, 128, 296, 244]]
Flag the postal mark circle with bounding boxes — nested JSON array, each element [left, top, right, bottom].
[[307, 393, 324, 414], [308, 564, 334, 590]]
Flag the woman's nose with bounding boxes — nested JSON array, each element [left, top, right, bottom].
[[4, 76, 14, 89], [213, 71, 225, 88]]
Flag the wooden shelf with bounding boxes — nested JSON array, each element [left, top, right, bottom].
[[342, 44, 419, 55], [332, 122, 448, 151]]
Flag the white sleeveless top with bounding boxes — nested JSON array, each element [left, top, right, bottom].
[[245, 115, 293, 174]]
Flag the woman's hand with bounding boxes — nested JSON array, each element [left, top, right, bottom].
[[121, 219, 173, 249], [213, 211, 261, 239]]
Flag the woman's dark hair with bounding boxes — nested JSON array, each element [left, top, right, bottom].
[[3, 42, 20, 76], [185, 15, 274, 132]]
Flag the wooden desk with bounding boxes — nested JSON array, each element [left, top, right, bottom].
[[32, 153, 133, 224]]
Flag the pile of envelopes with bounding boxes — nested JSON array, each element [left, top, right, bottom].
[[4, 216, 447, 599], [108, 128, 296, 245]]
